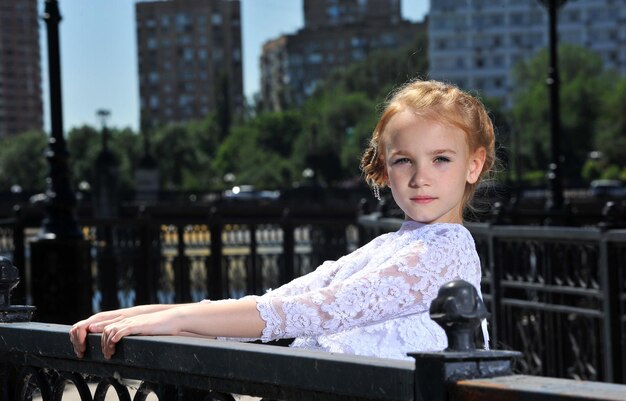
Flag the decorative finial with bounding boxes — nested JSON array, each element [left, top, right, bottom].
[[0, 257, 20, 308], [429, 280, 489, 351], [0, 257, 35, 322]]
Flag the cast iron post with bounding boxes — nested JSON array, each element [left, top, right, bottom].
[[93, 109, 118, 219], [39, 0, 81, 239], [0, 257, 35, 323], [538, 0, 568, 213], [30, 0, 92, 324], [93, 109, 120, 311], [410, 280, 521, 401]]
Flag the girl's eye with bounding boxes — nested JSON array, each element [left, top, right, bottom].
[[393, 157, 411, 165], [434, 156, 451, 163]]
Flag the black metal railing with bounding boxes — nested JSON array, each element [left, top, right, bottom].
[[3, 204, 626, 385], [0, 202, 360, 313], [3, 264, 626, 401], [0, 259, 517, 401], [360, 215, 626, 384]]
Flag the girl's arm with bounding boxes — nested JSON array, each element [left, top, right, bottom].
[[70, 303, 196, 358], [266, 234, 388, 297], [257, 226, 482, 342], [97, 298, 263, 359]]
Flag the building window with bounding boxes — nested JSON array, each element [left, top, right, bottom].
[[308, 53, 322, 63], [212, 13, 223, 25], [176, 13, 192, 32], [184, 48, 194, 61]]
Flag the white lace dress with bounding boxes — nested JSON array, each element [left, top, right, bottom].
[[220, 220, 487, 360]]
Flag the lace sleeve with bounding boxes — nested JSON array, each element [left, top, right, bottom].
[[256, 225, 481, 342], [265, 233, 390, 297]]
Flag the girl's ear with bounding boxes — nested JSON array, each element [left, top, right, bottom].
[[383, 163, 389, 186], [466, 147, 487, 184]]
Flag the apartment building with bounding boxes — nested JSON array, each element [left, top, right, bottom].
[[261, 0, 425, 111], [0, 0, 43, 138], [428, 0, 626, 106], [136, 0, 243, 129]]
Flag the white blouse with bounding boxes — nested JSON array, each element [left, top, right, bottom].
[[220, 220, 488, 360]]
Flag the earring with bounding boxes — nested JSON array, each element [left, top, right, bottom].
[[372, 185, 381, 201]]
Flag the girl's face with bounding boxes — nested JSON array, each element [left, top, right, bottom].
[[383, 110, 485, 224]]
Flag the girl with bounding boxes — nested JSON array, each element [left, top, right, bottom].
[[70, 79, 495, 361]]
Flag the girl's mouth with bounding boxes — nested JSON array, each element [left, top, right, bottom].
[[410, 196, 435, 204]]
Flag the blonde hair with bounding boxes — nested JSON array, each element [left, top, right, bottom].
[[360, 79, 496, 210]]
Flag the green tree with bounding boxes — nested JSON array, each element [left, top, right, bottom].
[[67, 125, 101, 188], [108, 127, 142, 191], [67, 125, 143, 192], [152, 117, 220, 190], [0, 131, 48, 191], [254, 110, 303, 158], [212, 111, 304, 188], [296, 91, 376, 184], [213, 124, 293, 188], [595, 76, 626, 168], [511, 44, 613, 184]]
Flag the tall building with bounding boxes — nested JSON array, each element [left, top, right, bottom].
[[261, 0, 425, 111], [428, 0, 626, 106], [0, 0, 43, 138], [136, 0, 243, 129], [303, 0, 403, 28]]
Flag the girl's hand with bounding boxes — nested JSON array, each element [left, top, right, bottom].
[[69, 304, 186, 359], [100, 311, 180, 359], [69, 309, 132, 358]]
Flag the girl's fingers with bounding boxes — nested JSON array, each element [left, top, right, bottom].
[[69, 311, 129, 359], [101, 321, 135, 359], [89, 315, 124, 332], [69, 323, 88, 358]]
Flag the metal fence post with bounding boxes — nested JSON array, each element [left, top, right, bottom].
[[410, 280, 521, 401], [488, 226, 503, 348], [208, 209, 224, 299], [11, 207, 27, 304], [0, 257, 34, 401], [174, 224, 190, 303], [281, 209, 295, 284]]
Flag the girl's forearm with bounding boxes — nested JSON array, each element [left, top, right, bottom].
[[167, 298, 265, 338], [130, 303, 196, 315]]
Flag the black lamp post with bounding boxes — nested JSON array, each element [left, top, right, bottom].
[[537, 0, 568, 212], [30, 0, 92, 324], [93, 108, 118, 218], [40, 0, 81, 239]]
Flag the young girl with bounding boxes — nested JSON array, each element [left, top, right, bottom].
[[70, 79, 495, 361]]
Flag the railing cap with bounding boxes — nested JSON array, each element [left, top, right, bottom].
[[429, 279, 489, 352]]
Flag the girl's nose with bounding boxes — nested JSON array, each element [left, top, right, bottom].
[[409, 166, 429, 187]]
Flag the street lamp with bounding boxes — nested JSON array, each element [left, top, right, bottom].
[[537, 0, 569, 212], [96, 109, 111, 152], [30, 0, 92, 324], [40, 0, 81, 239], [93, 108, 118, 218]]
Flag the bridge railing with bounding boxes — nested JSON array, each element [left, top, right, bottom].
[[360, 215, 626, 384], [2, 204, 626, 385], [2, 259, 626, 401]]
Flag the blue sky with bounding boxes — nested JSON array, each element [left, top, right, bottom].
[[40, 0, 429, 132]]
